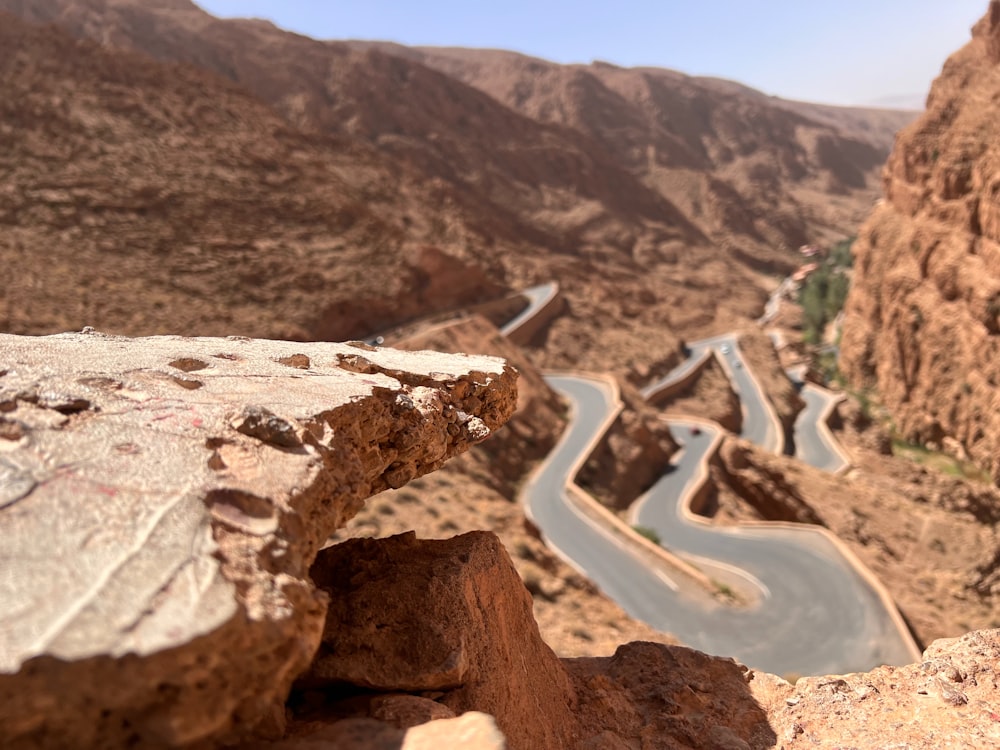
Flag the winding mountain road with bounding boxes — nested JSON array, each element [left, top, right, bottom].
[[627, 409, 912, 674], [499, 282, 559, 339], [528, 337, 918, 675], [644, 335, 780, 451], [795, 383, 849, 473], [370, 281, 917, 674]]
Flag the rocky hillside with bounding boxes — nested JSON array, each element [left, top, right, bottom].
[[368, 43, 914, 253], [0, 0, 915, 378], [0, 12, 508, 341], [839, 1, 1000, 481]]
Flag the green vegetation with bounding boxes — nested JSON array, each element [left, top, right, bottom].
[[713, 580, 735, 599], [890, 437, 992, 484], [799, 237, 854, 345], [817, 350, 842, 387], [632, 525, 662, 545], [854, 388, 876, 422], [828, 237, 855, 269]]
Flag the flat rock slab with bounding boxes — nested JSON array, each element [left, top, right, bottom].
[[0, 331, 515, 748]]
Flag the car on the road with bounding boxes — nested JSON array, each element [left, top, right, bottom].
[[689, 425, 702, 436], [734, 360, 742, 368], [721, 345, 731, 354]]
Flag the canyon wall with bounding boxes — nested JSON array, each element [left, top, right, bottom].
[[840, 1, 1000, 480]]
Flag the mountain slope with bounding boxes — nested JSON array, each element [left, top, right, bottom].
[[1, 0, 916, 375], [840, 1, 1000, 482], [0, 11, 506, 340], [355, 44, 916, 258]]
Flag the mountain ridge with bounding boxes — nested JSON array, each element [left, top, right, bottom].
[[0, 0, 917, 376]]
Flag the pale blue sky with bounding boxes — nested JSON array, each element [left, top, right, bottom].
[[197, 1, 988, 107]]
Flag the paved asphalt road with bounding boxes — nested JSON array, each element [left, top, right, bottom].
[[629, 412, 914, 675], [525, 376, 703, 619], [795, 383, 849, 473], [644, 334, 778, 451], [531, 345, 916, 675], [500, 283, 558, 338]]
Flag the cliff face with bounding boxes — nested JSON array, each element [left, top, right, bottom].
[[840, 2, 1000, 480]]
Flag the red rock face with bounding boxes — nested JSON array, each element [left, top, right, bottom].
[[840, 0, 1000, 481], [304, 531, 580, 750]]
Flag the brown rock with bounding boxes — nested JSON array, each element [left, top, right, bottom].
[[368, 694, 456, 730], [753, 629, 1000, 749], [334, 464, 682, 663], [713, 438, 825, 525], [0, 332, 515, 749], [395, 314, 566, 498], [578, 382, 679, 510], [568, 642, 776, 750], [840, 0, 1000, 483], [304, 531, 578, 750], [256, 713, 506, 750]]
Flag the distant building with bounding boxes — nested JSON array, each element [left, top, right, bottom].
[[791, 262, 820, 283]]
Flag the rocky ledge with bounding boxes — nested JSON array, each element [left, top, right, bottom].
[[0, 331, 515, 748]]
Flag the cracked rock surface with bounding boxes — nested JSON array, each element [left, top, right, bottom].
[[0, 331, 516, 748]]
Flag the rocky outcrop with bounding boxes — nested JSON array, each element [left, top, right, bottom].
[[712, 438, 825, 525], [839, 1, 1000, 481], [295, 533, 1000, 748], [0, 332, 515, 748], [577, 383, 679, 510], [647, 354, 743, 433], [301, 532, 579, 750], [394, 314, 566, 498], [753, 629, 1000, 749], [257, 527, 1000, 750]]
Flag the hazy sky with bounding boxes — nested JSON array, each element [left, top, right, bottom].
[[197, 1, 988, 107]]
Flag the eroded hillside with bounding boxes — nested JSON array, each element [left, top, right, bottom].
[[839, 0, 1000, 481], [370, 44, 914, 254], [0, 0, 915, 378], [0, 13, 508, 341]]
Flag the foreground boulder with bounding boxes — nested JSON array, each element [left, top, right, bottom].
[[265, 528, 1000, 750], [0, 331, 516, 748], [303, 531, 579, 749]]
